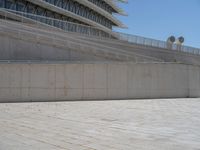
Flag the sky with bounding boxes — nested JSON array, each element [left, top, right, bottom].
[[114, 0, 200, 48]]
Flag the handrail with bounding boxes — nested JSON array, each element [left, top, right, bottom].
[[1, 8, 200, 55], [116, 32, 200, 55]]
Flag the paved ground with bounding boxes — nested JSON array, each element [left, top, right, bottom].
[[0, 99, 200, 150]]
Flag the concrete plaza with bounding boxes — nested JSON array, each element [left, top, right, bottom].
[[0, 99, 200, 150]]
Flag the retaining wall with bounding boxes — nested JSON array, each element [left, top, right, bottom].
[[0, 62, 200, 102]]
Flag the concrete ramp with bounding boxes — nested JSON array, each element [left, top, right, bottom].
[[1, 10, 200, 65], [0, 20, 161, 62]]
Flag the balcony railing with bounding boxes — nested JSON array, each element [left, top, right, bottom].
[[116, 32, 200, 55], [1, 8, 200, 55]]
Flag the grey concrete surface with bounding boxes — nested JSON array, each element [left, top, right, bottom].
[[0, 19, 175, 62], [80, 35, 200, 65], [0, 99, 200, 150], [2, 19, 200, 65], [0, 62, 200, 102]]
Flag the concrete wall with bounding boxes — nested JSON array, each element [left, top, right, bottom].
[[0, 62, 200, 102]]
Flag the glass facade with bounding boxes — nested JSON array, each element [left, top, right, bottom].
[[0, 0, 118, 29], [1, 0, 87, 25], [43, 0, 113, 29], [88, 0, 114, 14]]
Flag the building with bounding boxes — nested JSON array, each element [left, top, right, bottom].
[[0, 0, 127, 35]]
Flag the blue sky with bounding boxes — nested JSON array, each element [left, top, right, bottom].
[[115, 0, 200, 48]]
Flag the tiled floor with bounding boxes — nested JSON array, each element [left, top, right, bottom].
[[0, 99, 200, 150]]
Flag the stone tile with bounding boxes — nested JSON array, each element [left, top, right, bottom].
[[0, 99, 200, 150]]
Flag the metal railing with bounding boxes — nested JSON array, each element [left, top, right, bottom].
[[1, 8, 200, 55], [116, 32, 200, 55]]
